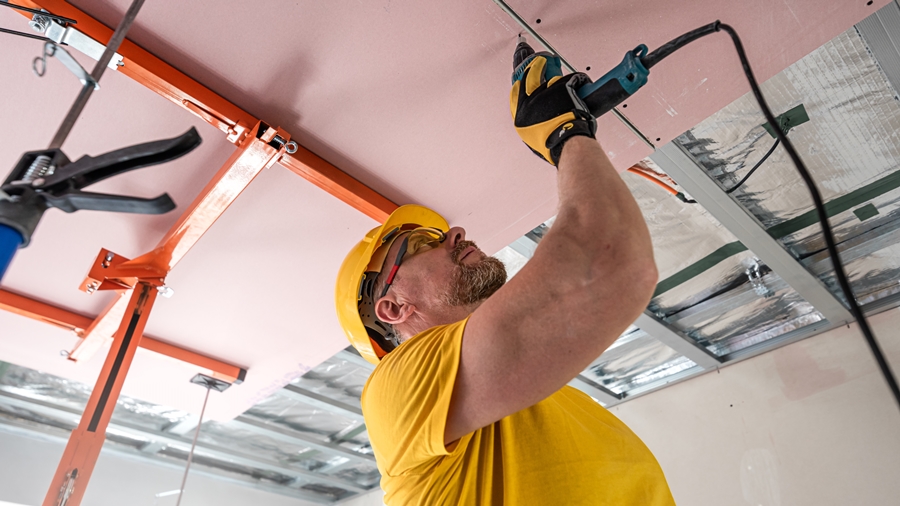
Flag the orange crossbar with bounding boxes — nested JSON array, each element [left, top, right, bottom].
[[280, 148, 398, 222], [0, 288, 246, 383]]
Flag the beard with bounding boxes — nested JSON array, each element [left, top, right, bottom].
[[440, 240, 507, 307]]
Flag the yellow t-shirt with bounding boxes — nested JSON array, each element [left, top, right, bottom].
[[361, 317, 676, 505]]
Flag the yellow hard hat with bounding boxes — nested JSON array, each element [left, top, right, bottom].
[[335, 205, 449, 364]]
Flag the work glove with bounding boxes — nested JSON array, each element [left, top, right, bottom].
[[510, 53, 597, 166]]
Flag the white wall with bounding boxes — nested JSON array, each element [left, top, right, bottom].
[[612, 307, 900, 506], [339, 489, 385, 506], [0, 429, 317, 506]]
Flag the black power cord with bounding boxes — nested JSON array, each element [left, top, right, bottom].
[[725, 138, 781, 194], [714, 22, 900, 409]]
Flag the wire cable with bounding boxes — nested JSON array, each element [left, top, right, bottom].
[[627, 167, 679, 195], [716, 22, 900, 410], [724, 138, 780, 194], [175, 386, 211, 506]]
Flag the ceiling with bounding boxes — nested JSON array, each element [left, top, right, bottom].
[[0, 0, 892, 423]]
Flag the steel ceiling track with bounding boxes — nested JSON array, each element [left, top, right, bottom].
[[856, 0, 900, 95], [649, 143, 854, 325]]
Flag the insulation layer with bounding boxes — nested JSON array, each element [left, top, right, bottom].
[[675, 27, 900, 308]]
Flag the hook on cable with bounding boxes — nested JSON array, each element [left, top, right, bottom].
[[32, 41, 56, 77]]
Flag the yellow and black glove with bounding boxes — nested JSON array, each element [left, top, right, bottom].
[[510, 53, 596, 166]]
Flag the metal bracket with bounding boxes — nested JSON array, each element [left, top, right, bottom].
[[35, 42, 100, 90], [31, 15, 124, 70], [79, 249, 167, 294]]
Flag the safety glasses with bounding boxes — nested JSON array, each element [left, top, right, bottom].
[[377, 227, 446, 297]]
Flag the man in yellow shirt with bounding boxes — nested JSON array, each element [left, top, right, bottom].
[[335, 53, 675, 504]]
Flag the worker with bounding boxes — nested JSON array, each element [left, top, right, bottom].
[[335, 52, 674, 505]]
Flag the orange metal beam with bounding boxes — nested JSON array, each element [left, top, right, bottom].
[[0, 287, 92, 334], [67, 121, 287, 363], [280, 148, 398, 222], [16, 0, 398, 221], [0, 288, 246, 383]]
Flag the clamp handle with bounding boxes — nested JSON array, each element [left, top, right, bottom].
[[40, 127, 201, 189]]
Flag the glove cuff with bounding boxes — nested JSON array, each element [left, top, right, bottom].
[[546, 110, 597, 165]]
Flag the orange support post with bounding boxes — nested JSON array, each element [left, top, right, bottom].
[[0, 288, 246, 384], [42, 282, 158, 506]]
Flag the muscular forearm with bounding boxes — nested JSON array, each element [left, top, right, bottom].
[[555, 137, 654, 265], [543, 136, 657, 321]]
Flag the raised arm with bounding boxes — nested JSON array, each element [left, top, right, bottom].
[[444, 56, 657, 444]]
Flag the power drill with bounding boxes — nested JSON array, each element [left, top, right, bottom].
[[512, 22, 721, 118]]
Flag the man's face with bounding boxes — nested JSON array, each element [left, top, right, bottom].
[[389, 226, 507, 309]]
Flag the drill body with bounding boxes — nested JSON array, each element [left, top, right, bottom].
[[512, 39, 650, 118]]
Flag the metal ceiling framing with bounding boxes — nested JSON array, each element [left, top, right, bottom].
[[649, 143, 854, 325], [277, 385, 365, 423], [857, 1, 900, 96], [569, 376, 621, 405], [634, 311, 722, 369], [0, 384, 376, 503], [0, 422, 328, 505]]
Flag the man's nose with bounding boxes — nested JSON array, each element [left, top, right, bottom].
[[445, 227, 467, 249]]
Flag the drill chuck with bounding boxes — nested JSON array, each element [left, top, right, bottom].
[[513, 36, 534, 69]]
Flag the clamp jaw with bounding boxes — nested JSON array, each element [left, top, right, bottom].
[[0, 127, 201, 247]]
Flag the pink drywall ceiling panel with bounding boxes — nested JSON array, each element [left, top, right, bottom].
[[142, 163, 378, 420], [65, 0, 885, 252], [511, 0, 891, 146], [67, 0, 652, 254]]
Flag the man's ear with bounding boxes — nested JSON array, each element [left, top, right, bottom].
[[375, 293, 415, 325]]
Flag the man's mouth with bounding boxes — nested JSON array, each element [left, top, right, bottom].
[[459, 245, 477, 261]]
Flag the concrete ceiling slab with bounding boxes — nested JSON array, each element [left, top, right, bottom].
[[0, 0, 885, 419]]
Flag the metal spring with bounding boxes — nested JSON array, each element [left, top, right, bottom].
[[22, 155, 53, 182]]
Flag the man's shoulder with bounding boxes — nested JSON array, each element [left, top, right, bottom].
[[362, 318, 470, 402]]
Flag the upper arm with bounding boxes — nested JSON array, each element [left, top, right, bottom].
[[363, 322, 469, 474], [444, 225, 658, 444]]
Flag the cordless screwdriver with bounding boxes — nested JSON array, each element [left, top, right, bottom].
[[512, 22, 721, 118]]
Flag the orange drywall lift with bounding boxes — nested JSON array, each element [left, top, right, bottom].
[[2, 1, 399, 504]]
